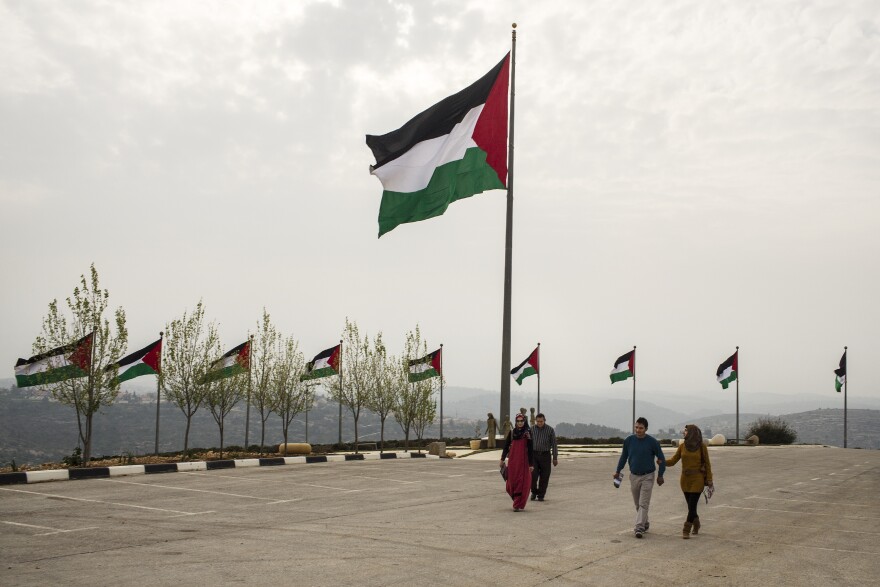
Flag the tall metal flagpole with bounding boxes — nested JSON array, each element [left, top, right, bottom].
[[536, 342, 541, 415], [844, 345, 848, 449], [154, 331, 163, 456], [244, 334, 253, 450], [632, 345, 636, 431], [439, 343, 444, 441], [735, 345, 740, 443], [500, 24, 517, 425], [338, 338, 343, 446]]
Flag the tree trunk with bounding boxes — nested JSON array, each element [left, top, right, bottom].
[[354, 414, 360, 454], [260, 417, 267, 456], [219, 418, 225, 459], [380, 418, 386, 453], [184, 416, 192, 453], [282, 426, 289, 456], [83, 412, 94, 464]]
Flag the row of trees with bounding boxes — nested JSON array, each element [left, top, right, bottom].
[[24, 265, 439, 462]]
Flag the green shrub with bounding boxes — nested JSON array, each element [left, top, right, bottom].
[[747, 417, 797, 444]]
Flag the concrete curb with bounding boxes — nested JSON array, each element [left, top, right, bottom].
[[0, 452, 439, 485]]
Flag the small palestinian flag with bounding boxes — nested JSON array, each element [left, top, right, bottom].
[[511, 347, 539, 385], [834, 351, 846, 393], [14, 332, 93, 388], [200, 340, 250, 384], [106, 338, 162, 386], [408, 348, 442, 382], [716, 351, 738, 389], [301, 344, 341, 381], [366, 54, 510, 237], [610, 350, 635, 384]]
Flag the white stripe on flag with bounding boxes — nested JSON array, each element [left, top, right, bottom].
[[372, 105, 483, 193]]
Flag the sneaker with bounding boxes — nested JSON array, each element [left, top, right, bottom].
[[537, 496, 544, 501], [530, 493, 537, 501], [635, 530, 643, 539], [513, 507, 521, 512], [644, 522, 649, 532]]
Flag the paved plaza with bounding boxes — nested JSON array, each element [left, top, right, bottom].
[[1, 445, 878, 586]]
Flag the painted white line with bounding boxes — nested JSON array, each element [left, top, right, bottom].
[[715, 504, 880, 521], [0, 487, 213, 516], [344, 474, 419, 485], [718, 517, 880, 536], [418, 471, 465, 477], [101, 478, 295, 502], [721, 536, 878, 555], [298, 483, 361, 493], [811, 478, 821, 481], [749, 495, 871, 507], [2, 521, 100, 536]]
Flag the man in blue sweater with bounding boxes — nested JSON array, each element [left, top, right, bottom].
[[613, 417, 666, 538]]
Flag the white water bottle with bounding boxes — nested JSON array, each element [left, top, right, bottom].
[[613, 473, 623, 488]]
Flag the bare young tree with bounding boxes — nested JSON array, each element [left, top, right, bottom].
[[412, 376, 439, 452], [366, 332, 406, 453], [31, 264, 128, 463], [395, 325, 431, 452], [162, 301, 219, 453], [325, 318, 374, 453], [203, 371, 247, 459], [270, 336, 314, 454], [250, 309, 279, 454]]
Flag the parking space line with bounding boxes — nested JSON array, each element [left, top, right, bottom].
[[0, 487, 214, 517], [721, 536, 878, 555], [750, 495, 871, 507], [715, 504, 880, 521], [716, 517, 880, 535], [2, 520, 100, 536], [101, 478, 301, 503], [180, 471, 362, 493], [343, 474, 420, 485]]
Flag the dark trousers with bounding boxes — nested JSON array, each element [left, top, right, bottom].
[[684, 491, 701, 522], [531, 451, 552, 497]]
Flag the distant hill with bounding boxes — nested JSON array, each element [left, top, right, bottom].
[[670, 409, 880, 449]]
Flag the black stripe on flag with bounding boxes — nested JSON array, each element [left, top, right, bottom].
[[366, 55, 509, 171]]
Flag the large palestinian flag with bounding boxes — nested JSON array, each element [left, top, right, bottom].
[[14, 332, 93, 388], [106, 338, 162, 386], [409, 348, 442, 382], [301, 344, 341, 381], [511, 347, 539, 385], [366, 54, 510, 237], [716, 351, 738, 389], [200, 340, 250, 384], [610, 350, 635, 384], [834, 351, 846, 393]]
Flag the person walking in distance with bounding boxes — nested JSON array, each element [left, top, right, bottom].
[[485, 413, 497, 449], [500, 413, 534, 511], [613, 417, 666, 538], [662, 424, 714, 538], [530, 413, 558, 502]]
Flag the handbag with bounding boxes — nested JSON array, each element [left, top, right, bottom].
[[500, 462, 508, 481], [699, 446, 709, 487]]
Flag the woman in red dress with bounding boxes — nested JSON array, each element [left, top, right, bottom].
[[500, 413, 534, 511]]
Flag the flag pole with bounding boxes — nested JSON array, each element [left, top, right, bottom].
[[735, 345, 740, 443], [632, 345, 636, 432], [500, 23, 517, 426], [844, 345, 848, 449], [244, 334, 253, 450], [537, 342, 541, 415], [439, 344, 444, 441], [154, 331, 163, 456], [338, 338, 343, 447]]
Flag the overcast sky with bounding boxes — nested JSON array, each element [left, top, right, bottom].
[[2, 0, 878, 409]]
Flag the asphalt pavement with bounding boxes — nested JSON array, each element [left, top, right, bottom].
[[1, 445, 878, 586]]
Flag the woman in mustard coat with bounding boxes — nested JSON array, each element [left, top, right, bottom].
[[663, 424, 713, 538]]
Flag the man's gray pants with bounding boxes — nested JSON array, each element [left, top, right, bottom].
[[629, 472, 655, 532]]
